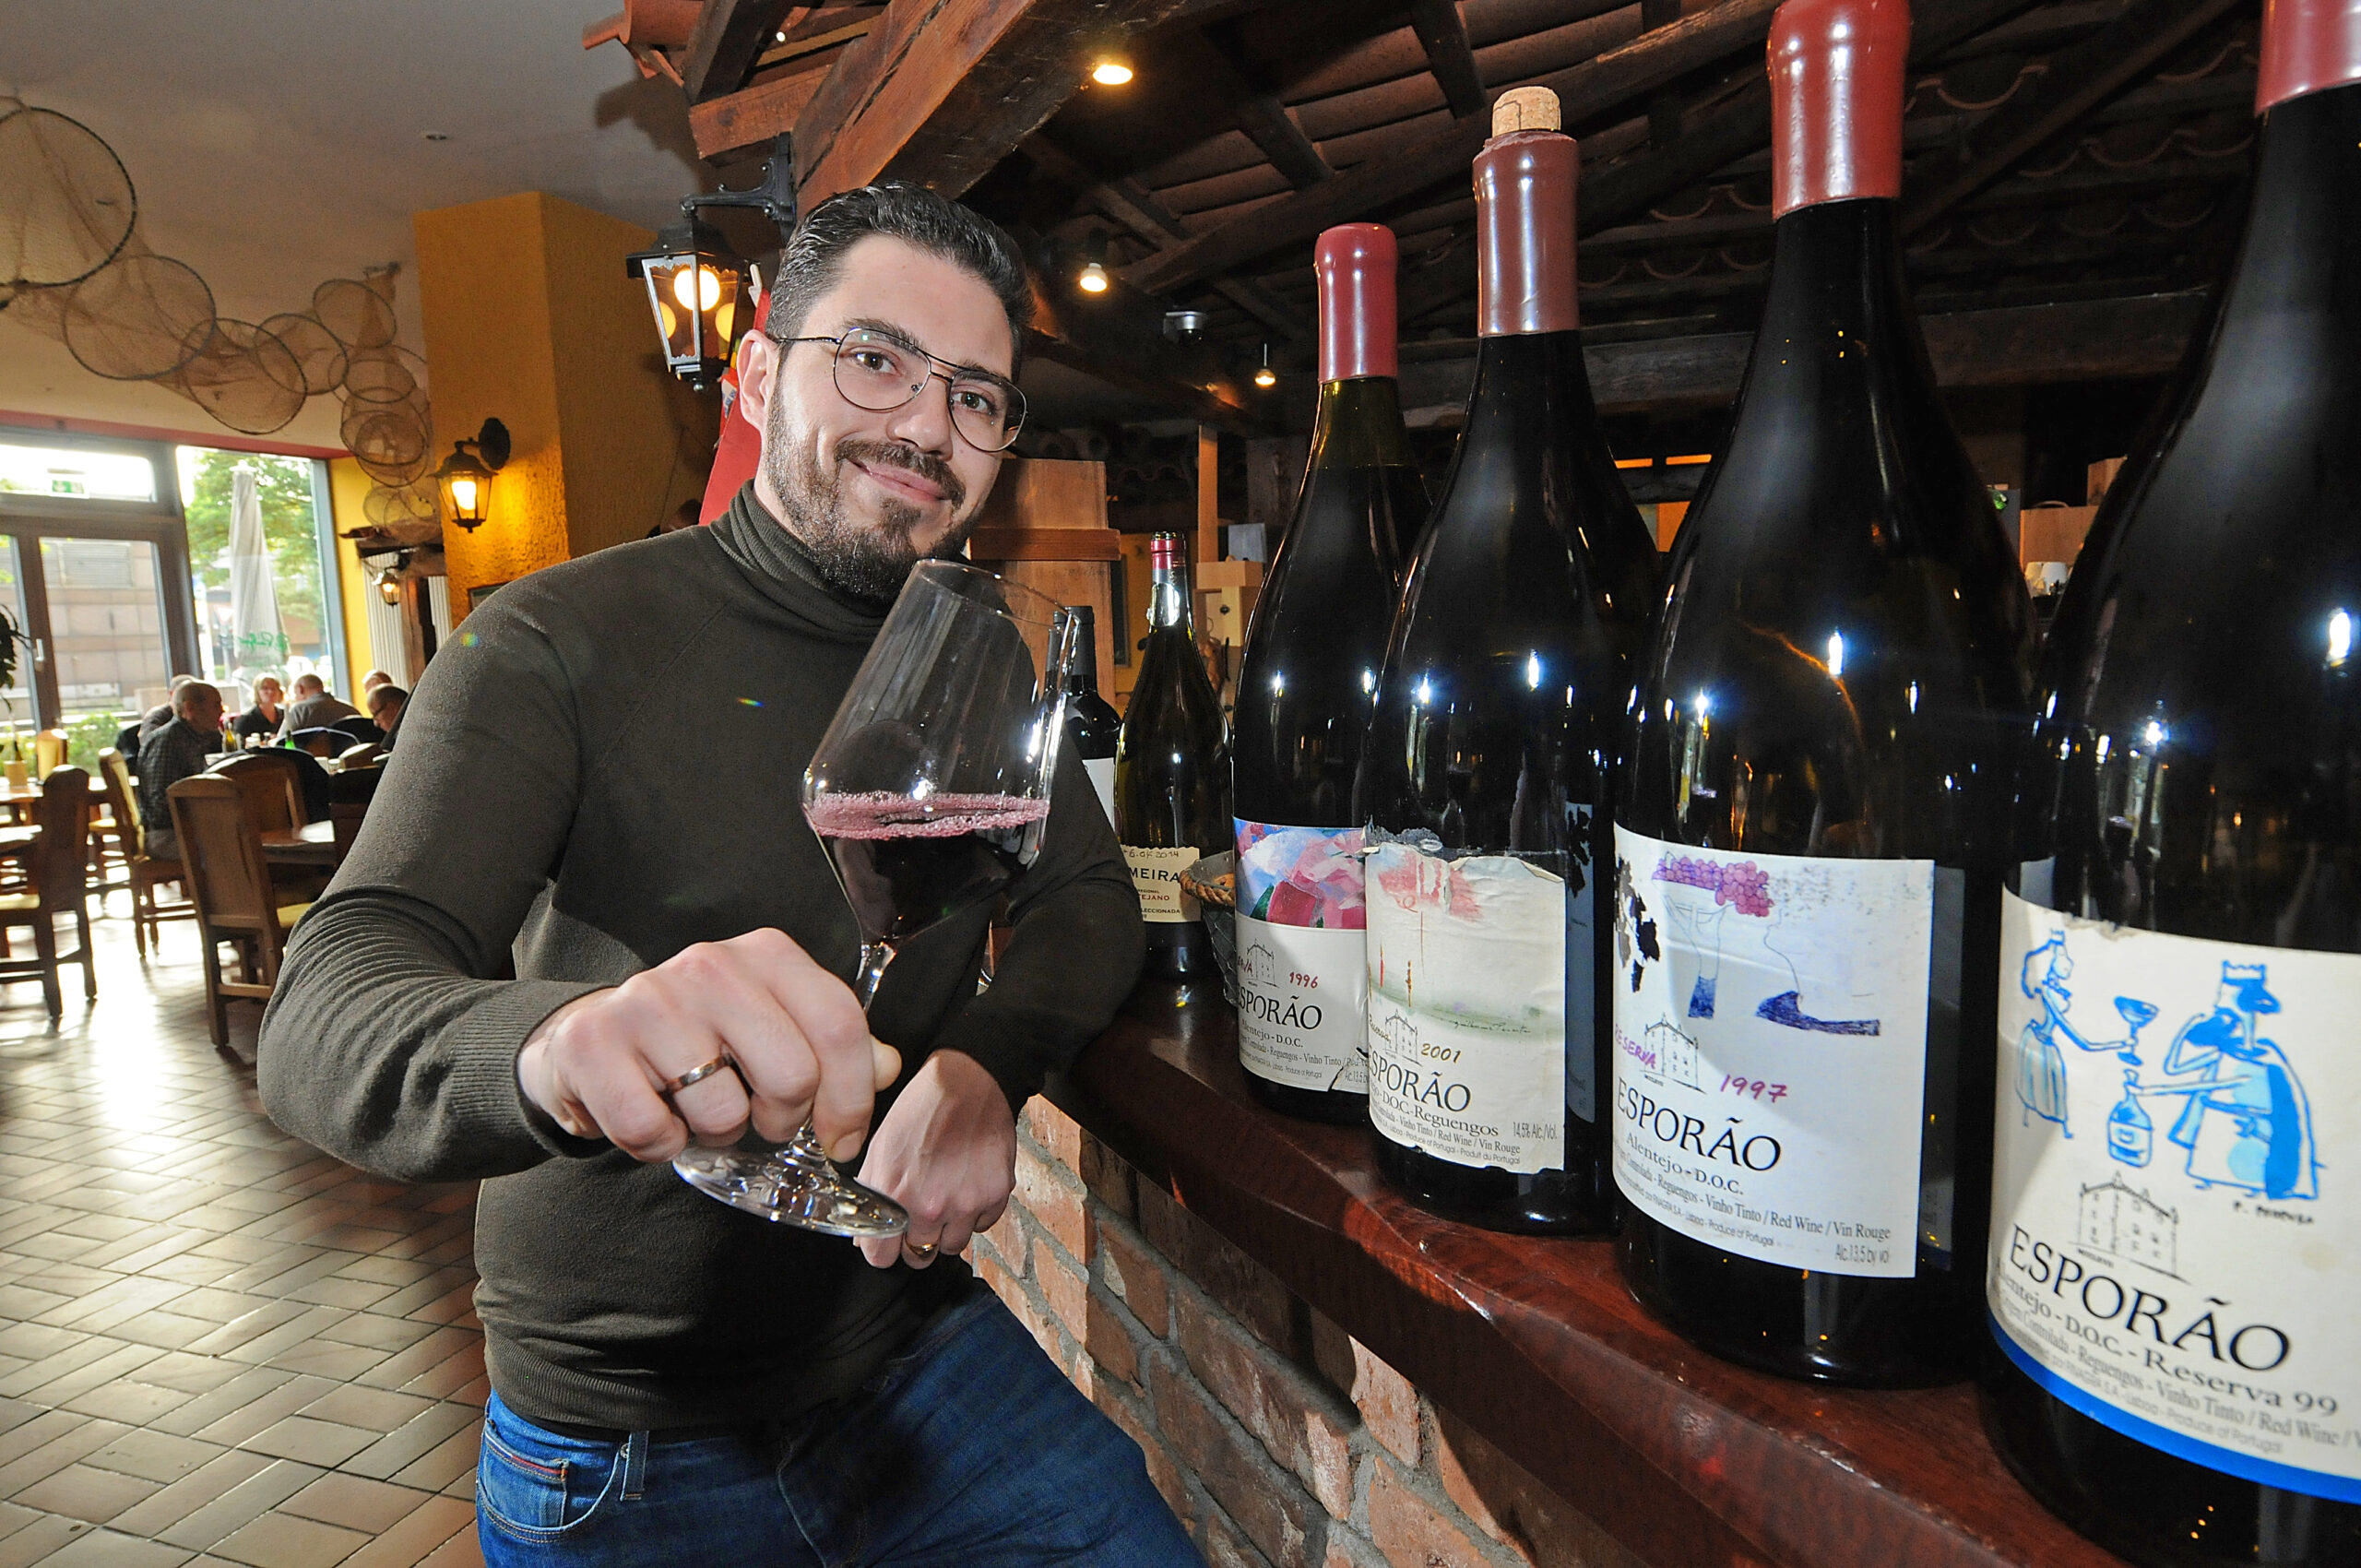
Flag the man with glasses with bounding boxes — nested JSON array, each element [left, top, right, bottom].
[[261, 184, 1186, 1564]]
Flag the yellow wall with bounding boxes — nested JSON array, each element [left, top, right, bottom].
[[411, 192, 716, 615], [326, 457, 376, 691]]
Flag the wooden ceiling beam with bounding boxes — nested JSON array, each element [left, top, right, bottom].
[[1169, 29, 1335, 188], [1407, 0, 1489, 120], [789, 0, 1207, 205], [1027, 278, 1287, 433], [1125, 0, 1786, 299], [1900, 0, 2248, 237], [682, 0, 805, 101], [1022, 134, 1311, 339]]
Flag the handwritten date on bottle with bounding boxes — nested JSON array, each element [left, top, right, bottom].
[[1721, 1075, 1789, 1102]]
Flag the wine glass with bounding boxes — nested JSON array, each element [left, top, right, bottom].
[[673, 562, 1078, 1234]]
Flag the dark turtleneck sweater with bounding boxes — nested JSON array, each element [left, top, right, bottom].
[[258, 486, 1144, 1432]]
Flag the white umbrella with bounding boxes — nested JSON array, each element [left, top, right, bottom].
[[226, 465, 288, 675]]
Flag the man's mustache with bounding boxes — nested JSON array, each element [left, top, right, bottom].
[[837, 439, 965, 509]]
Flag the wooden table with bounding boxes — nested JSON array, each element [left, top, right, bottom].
[[3, 777, 111, 819], [258, 822, 338, 868], [1057, 983, 2137, 1568]]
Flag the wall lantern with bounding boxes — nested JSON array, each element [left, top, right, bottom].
[[375, 560, 406, 604], [625, 134, 799, 390], [435, 418, 511, 531]]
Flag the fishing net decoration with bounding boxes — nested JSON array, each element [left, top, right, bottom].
[[261, 311, 348, 396], [0, 101, 137, 291], [313, 276, 397, 350], [61, 244, 215, 380], [161, 317, 309, 435], [1, 102, 445, 518]]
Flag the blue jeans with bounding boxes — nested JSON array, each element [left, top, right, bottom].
[[475, 1283, 1197, 1566]]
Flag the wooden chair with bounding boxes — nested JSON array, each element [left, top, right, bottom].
[[32, 730, 66, 779], [0, 767, 96, 1016], [208, 749, 305, 831], [168, 775, 310, 1047], [98, 749, 195, 956]]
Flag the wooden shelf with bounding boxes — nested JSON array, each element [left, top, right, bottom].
[[1051, 982, 2133, 1568], [966, 527, 1123, 561]]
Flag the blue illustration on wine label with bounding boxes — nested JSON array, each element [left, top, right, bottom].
[[1611, 828, 1936, 1278], [1234, 822, 1369, 1094], [2011, 931, 2319, 1199], [1990, 890, 2358, 1503]]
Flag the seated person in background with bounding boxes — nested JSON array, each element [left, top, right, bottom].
[[273, 673, 360, 740], [235, 675, 286, 743], [365, 683, 406, 745], [361, 669, 394, 695], [138, 674, 199, 743], [237, 675, 288, 741], [137, 680, 222, 861]]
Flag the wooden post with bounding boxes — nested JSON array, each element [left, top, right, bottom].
[[1196, 423, 1222, 572]]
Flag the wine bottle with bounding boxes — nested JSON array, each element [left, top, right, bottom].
[[1060, 606, 1121, 825], [1983, 1, 2361, 1556], [1116, 532, 1230, 979], [1354, 87, 1635, 1233], [1612, 0, 2033, 1386], [1232, 223, 1426, 1123]]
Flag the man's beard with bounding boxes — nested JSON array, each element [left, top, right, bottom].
[[764, 412, 974, 602]]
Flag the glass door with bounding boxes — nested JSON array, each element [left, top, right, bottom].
[[36, 536, 172, 725]]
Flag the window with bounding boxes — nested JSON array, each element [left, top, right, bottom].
[[174, 447, 337, 690], [0, 444, 157, 503]]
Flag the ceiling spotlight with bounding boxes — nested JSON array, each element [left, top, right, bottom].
[[1077, 261, 1110, 293], [1091, 56, 1134, 86], [1253, 343, 1276, 388], [1162, 309, 1206, 339]]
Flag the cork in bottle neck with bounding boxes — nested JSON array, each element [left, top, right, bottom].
[[2258, 0, 2361, 113], [1768, 0, 1909, 218], [1475, 86, 1580, 336]]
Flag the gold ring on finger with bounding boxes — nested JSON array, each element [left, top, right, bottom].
[[906, 1241, 938, 1258], [663, 1055, 733, 1095]]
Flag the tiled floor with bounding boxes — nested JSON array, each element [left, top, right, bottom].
[[0, 898, 487, 1567]]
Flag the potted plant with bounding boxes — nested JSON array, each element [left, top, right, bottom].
[[0, 610, 37, 792]]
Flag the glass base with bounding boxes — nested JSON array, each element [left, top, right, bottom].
[[672, 1143, 908, 1237]]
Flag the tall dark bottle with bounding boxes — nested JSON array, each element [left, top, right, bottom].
[[1060, 606, 1121, 826], [1232, 224, 1425, 1123], [1354, 87, 1644, 1232], [1116, 533, 1230, 978], [1983, 3, 2361, 1559], [1613, 0, 2032, 1386]]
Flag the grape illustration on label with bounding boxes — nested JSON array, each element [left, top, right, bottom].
[[1609, 829, 1936, 1277]]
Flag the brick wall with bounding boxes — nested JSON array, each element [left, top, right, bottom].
[[965, 1099, 1651, 1568]]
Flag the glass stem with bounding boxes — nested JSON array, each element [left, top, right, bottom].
[[851, 940, 896, 1010]]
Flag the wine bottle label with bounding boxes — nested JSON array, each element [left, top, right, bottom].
[[1610, 828, 1936, 1279], [1364, 841, 1567, 1174], [1121, 845, 1202, 922], [1989, 891, 2360, 1503], [1235, 822, 1370, 1094], [1085, 758, 1115, 825]]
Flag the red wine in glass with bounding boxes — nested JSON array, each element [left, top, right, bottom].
[[805, 790, 1051, 944], [673, 564, 1079, 1237]]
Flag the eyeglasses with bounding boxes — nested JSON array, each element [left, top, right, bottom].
[[769, 327, 1026, 454]]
